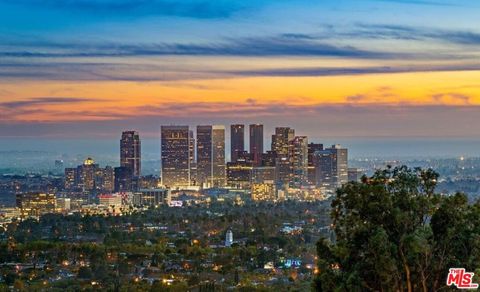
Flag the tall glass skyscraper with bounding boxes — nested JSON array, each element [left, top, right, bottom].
[[249, 124, 263, 166], [271, 127, 295, 185], [314, 144, 348, 191], [197, 125, 226, 188], [161, 126, 191, 188], [230, 124, 245, 162], [120, 131, 141, 177], [289, 136, 309, 187]]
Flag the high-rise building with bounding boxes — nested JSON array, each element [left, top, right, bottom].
[[314, 145, 348, 191], [289, 136, 309, 187], [161, 126, 191, 188], [16, 192, 56, 218], [77, 157, 98, 192], [230, 124, 245, 162], [96, 166, 114, 193], [120, 131, 141, 177], [197, 125, 212, 187], [271, 127, 295, 185], [308, 143, 324, 185], [114, 166, 133, 192], [64, 168, 77, 190], [189, 130, 197, 185], [212, 125, 226, 187], [226, 160, 253, 189], [251, 166, 276, 184], [249, 124, 263, 166], [65, 158, 114, 195], [196, 125, 226, 187]]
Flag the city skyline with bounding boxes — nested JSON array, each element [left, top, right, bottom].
[[1, 0, 480, 139]]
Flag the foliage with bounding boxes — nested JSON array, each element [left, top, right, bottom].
[[314, 166, 480, 291]]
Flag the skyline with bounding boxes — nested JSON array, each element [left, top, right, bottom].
[[2, 0, 480, 138]]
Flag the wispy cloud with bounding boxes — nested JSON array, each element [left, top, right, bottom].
[[352, 23, 480, 45], [3, 60, 480, 81], [0, 35, 390, 59], [0, 97, 102, 109], [2, 0, 250, 19]]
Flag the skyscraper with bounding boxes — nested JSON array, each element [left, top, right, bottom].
[[197, 125, 212, 187], [189, 130, 197, 186], [314, 144, 348, 191], [212, 125, 226, 187], [77, 157, 97, 192], [271, 127, 295, 185], [161, 126, 191, 188], [120, 131, 141, 177], [289, 136, 309, 187], [271, 127, 295, 155], [308, 143, 324, 185], [114, 166, 133, 192], [230, 124, 245, 162], [197, 125, 226, 187], [249, 124, 263, 166]]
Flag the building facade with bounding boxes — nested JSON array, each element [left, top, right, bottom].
[[120, 130, 141, 177], [230, 124, 245, 162], [314, 145, 348, 191], [161, 126, 191, 188], [289, 136, 309, 187], [197, 125, 226, 188], [249, 124, 264, 166]]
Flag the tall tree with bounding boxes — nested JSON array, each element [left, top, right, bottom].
[[314, 166, 480, 291]]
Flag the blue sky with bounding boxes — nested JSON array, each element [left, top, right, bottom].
[[1, 0, 480, 140]]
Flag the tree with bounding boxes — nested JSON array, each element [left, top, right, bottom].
[[314, 166, 480, 292]]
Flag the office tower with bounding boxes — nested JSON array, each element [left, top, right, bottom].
[[308, 143, 324, 185], [226, 159, 253, 189], [16, 192, 56, 218], [271, 127, 295, 155], [189, 130, 197, 185], [197, 125, 226, 188], [96, 166, 114, 193], [271, 127, 295, 185], [251, 166, 276, 184], [161, 126, 191, 188], [77, 157, 98, 192], [196, 125, 212, 187], [212, 125, 226, 187], [114, 166, 133, 192], [261, 151, 276, 167], [314, 144, 348, 191], [249, 124, 264, 166], [120, 131, 141, 177], [64, 168, 77, 190], [231, 124, 245, 162], [289, 136, 309, 187], [138, 175, 161, 189]]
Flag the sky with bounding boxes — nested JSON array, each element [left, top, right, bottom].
[[1, 0, 480, 141]]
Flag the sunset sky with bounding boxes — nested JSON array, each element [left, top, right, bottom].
[[1, 0, 480, 139]]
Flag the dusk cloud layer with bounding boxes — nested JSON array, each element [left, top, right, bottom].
[[1, 0, 480, 138]]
